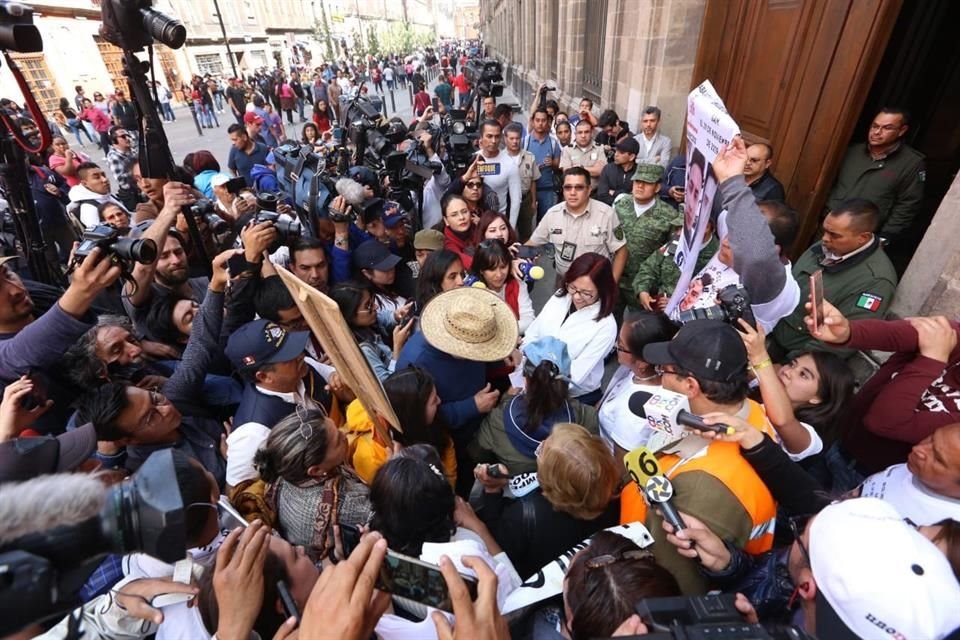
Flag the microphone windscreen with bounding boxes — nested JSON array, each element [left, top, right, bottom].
[[628, 390, 654, 418], [528, 265, 545, 280]]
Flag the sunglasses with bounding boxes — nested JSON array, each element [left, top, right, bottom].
[[464, 181, 483, 189]]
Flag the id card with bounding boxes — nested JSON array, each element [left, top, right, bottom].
[[560, 241, 577, 262]]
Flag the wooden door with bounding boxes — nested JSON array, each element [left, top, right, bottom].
[[691, 0, 902, 255]]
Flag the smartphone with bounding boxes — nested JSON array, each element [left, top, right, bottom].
[[431, 96, 440, 112], [486, 463, 508, 479], [218, 495, 249, 531], [340, 523, 362, 557], [277, 580, 300, 622], [19, 370, 47, 411], [516, 245, 543, 259], [224, 176, 247, 195], [378, 549, 478, 613], [809, 270, 824, 333]]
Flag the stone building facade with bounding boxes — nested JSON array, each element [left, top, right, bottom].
[[480, 0, 705, 148]]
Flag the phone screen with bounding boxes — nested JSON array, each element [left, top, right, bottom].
[[810, 270, 824, 333], [340, 523, 362, 557], [431, 97, 440, 111], [377, 550, 478, 613]]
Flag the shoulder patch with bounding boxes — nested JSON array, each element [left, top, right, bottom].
[[614, 225, 624, 240], [855, 293, 883, 312]]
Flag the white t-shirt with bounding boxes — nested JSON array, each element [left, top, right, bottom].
[[477, 148, 522, 227], [860, 463, 960, 525]]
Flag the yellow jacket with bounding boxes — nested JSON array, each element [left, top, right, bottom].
[[342, 399, 458, 488]]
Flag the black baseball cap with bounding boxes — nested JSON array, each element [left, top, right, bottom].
[[353, 239, 401, 272], [642, 319, 747, 382], [225, 319, 309, 372]]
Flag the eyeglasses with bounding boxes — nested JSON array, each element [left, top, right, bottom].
[[654, 365, 685, 378], [358, 296, 376, 313], [295, 404, 314, 440], [615, 340, 631, 354], [141, 391, 165, 432], [566, 284, 597, 301], [464, 181, 483, 189], [584, 549, 652, 570], [562, 184, 587, 192], [788, 514, 813, 567]]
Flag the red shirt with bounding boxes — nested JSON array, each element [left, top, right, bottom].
[[843, 318, 960, 473]]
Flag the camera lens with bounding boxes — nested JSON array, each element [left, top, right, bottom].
[[256, 193, 279, 212], [140, 8, 186, 49], [113, 238, 158, 265]]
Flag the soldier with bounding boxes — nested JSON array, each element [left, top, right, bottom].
[[613, 163, 683, 311], [633, 224, 718, 311]]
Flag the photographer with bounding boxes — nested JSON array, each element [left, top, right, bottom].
[[413, 110, 451, 230]]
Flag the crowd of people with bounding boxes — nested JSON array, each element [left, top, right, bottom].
[[2, 34, 959, 640]]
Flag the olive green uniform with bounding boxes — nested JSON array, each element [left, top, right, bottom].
[[633, 231, 719, 302]]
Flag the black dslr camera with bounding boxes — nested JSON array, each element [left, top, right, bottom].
[[185, 199, 230, 235], [254, 193, 302, 251], [676, 284, 756, 331], [603, 594, 814, 639], [0, 449, 187, 635], [73, 224, 157, 271]]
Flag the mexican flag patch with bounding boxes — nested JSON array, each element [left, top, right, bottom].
[[856, 293, 883, 312]]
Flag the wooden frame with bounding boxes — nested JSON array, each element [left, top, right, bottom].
[[275, 265, 400, 442]]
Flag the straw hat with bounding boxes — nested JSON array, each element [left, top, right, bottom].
[[419, 288, 519, 362]]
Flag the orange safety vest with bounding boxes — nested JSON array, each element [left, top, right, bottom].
[[620, 399, 778, 554]]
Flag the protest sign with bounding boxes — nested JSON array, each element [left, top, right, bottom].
[[666, 80, 740, 315], [275, 265, 400, 441]]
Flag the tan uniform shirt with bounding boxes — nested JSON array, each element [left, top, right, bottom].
[[528, 198, 627, 275], [509, 149, 541, 194], [560, 143, 607, 190]]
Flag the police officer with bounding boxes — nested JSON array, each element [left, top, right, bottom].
[[613, 163, 683, 310]]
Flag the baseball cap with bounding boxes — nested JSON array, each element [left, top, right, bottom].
[[616, 137, 640, 155], [352, 239, 401, 272], [225, 319, 309, 372], [414, 229, 444, 251], [0, 423, 97, 482], [348, 166, 378, 189], [632, 162, 664, 183], [210, 173, 232, 188], [522, 336, 572, 381], [382, 201, 408, 229], [243, 112, 263, 125], [642, 319, 747, 382], [808, 498, 960, 639]]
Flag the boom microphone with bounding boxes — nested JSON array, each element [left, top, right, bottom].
[[335, 177, 368, 207], [0, 473, 106, 545], [628, 390, 734, 437]]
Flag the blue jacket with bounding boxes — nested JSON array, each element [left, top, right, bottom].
[[396, 331, 484, 436]]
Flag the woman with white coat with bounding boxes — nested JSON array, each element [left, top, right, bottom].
[[522, 252, 618, 404]]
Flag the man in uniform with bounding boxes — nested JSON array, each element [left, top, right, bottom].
[[827, 107, 925, 245], [634, 224, 718, 312], [613, 163, 683, 311], [527, 166, 627, 284], [560, 120, 607, 193], [771, 198, 898, 358]]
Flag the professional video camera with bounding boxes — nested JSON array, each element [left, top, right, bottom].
[[253, 192, 303, 251], [463, 58, 504, 98], [272, 141, 346, 223], [597, 594, 814, 639], [72, 223, 158, 274], [441, 108, 478, 177], [0, 449, 187, 635], [676, 284, 756, 329], [100, 0, 185, 51]]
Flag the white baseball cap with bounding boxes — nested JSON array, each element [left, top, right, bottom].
[[809, 498, 960, 640], [210, 173, 233, 188]]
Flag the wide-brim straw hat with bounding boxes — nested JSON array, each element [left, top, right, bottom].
[[420, 288, 519, 362]]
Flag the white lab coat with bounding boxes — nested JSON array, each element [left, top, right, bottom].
[[521, 291, 617, 397]]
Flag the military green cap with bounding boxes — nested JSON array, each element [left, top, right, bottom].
[[632, 163, 664, 183]]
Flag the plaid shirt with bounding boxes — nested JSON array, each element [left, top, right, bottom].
[[106, 146, 136, 193]]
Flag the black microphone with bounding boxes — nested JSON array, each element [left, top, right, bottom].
[[628, 390, 734, 435], [643, 475, 687, 532]]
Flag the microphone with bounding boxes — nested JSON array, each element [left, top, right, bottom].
[[628, 389, 735, 437], [0, 473, 106, 545], [518, 261, 544, 283], [643, 475, 686, 532], [462, 274, 487, 288], [334, 177, 368, 207]]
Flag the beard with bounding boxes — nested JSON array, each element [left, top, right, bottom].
[[156, 267, 189, 287]]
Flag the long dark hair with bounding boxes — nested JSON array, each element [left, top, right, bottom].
[[368, 455, 456, 556], [470, 239, 514, 288], [793, 350, 854, 442], [383, 366, 450, 455], [523, 361, 570, 435], [416, 248, 462, 310], [329, 280, 381, 345]]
